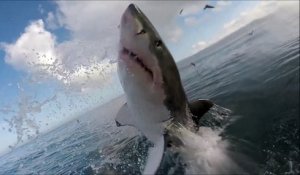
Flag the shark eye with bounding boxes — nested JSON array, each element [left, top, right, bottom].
[[155, 40, 162, 47], [136, 29, 146, 35]]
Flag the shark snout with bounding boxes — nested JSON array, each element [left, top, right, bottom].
[[121, 8, 130, 25], [122, 4, 141, 24], [127, 3, 140, 14], [120, 4, 140, 34]]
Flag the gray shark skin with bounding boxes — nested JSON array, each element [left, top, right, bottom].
[[116, 4, 213, 174]]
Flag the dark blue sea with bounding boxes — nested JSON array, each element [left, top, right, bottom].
[[0, 11, 299, 175]]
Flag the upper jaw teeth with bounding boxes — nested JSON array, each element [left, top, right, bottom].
[[122, 47, 153, 78]]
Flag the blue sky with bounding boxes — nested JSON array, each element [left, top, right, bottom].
[[172, 0, 258, 58], [1, 0, 291, 155]]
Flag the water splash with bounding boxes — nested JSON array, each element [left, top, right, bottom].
[[162, 104, 256, 174], [1, 85, 57, 148], [173, 125, 246, 174], [0, 44, 120, 152]]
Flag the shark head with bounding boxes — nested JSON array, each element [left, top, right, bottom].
[[118, 4, 187, 118]]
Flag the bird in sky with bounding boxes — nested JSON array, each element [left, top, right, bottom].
[[204, 4, 215, 10], [179, 9, 183, 15]]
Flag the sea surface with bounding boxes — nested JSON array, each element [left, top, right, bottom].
[[0, 11, 299, 175]]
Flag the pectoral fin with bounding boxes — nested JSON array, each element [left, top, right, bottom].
[[115, 103, 135, 127], [189, 99, 214, 126]]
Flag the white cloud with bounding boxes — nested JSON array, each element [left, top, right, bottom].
[[217, 0, 232, 6], [45, 12, 60, 30], [168, 27, 183, 43], [192, 41, 207, 53], [213, 1, 232, 12], [1, 20, 57, 71], [38, 4, 44, 14], [184, 16, 199, 27], [1, 19, 117, 92], [55, 1, 125, 41], [223, 19, 237, 30]]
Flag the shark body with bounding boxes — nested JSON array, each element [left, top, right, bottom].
[[116, 4, 213, 174]]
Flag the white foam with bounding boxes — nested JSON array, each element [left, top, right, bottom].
[[172, 125, 245, 174]]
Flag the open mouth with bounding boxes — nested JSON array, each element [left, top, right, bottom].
[[122, 47, 153, 79]]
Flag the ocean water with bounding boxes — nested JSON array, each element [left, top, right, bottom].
[[0, 11, 299, 175]]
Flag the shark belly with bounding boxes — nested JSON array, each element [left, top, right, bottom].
[[123, 83, 170, 143]]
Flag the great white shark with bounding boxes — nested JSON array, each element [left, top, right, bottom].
[[116, 4, 213, 174]]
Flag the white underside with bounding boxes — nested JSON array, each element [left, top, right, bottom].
[[117, 54, 171, 174], [143, 136, 165, 175]]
